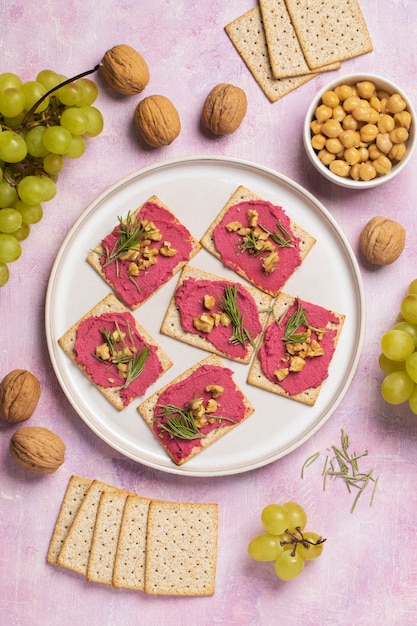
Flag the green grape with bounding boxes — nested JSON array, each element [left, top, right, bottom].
[[56, 82, 83, 106], [60, 107, 89, 135], [409, 386, 417, 415], [277, 532, 294, 551], [42, 125, 73, 154], [400, 294, 417, 324], [42, 176, 57, 201], [296, 532, 324, 561], [81, 105, 104, 137], [0, 261, 9, 286], [12, 221, 30, 241], [0, 233, 21, 262], [36, 69, 62, 91], [407, 279, 417, 295], [21, 80, 49, 113], [274, 550, 304, 581], [248, 533, 284, 562], [0, 130, 27, 163], [77, 78, 98, 106], [381, 371, 415, 404], [0, 87, 26, 117], [381, 329, 414, 361], [64, 134, 86, 158], [405, 352, 417, 384], [0, 72, 22, 90], [0, 208, 22, 233], [43, 153, 64, 175], [0, 181, 18, 208], [15, 200, 43, 224], [25, 126, 50, 158], [283, 502, 307, 531], [17, 176, 47, 205], [261, 504, 290, 535], [393, 321, 417, 347], [2, 112, 26, 129], [378, 353, 406, 374]]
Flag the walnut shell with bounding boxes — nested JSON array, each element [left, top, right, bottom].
[[10, 426, 65, 474], [134, 95, 181, 147], [359, 216, 406, 265], [0, 369, 41, 423], [201, 83, 247, 135], [101, 44, 149, 95]]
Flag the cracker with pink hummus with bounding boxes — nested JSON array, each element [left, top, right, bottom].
[[137, 354, 254, 466], [248, 292, 345, 405], [160, 265, 273, 364], [200, 186, 315, 297], [87, 195, 201, 309], [58, 293, 173, 410]]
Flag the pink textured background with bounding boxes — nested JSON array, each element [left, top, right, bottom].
[[1, 1, 417, 625]]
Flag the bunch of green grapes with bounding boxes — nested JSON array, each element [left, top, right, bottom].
[[247, 502, 325, 581], [0, 66, 104, 287], [379, 279, 417, 413]]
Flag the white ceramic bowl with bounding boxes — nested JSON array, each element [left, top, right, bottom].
[[303, 73, 416, 189]]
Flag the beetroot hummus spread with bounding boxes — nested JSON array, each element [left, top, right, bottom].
[[213, 199, 301, 293], [74, 311, 163, 406], [152, 364, 247, 464], [100, 202, 194, 308], [258, 299, 339, 396], [175, 277, 262, 359]]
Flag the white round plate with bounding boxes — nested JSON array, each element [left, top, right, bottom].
[[45, 156, 365, 476]]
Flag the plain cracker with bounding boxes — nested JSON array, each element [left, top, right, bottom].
[[225, 7, 318, 102], [284, 0, 373, 70], [259, 0, 340, 78], [113, 495, 151, 590]]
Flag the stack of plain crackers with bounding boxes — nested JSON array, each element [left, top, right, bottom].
[[225, 0, 373, 102], [47, 475, 218, 596]]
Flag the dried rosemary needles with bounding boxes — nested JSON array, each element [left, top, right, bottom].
[[301, 429, 379, 513]]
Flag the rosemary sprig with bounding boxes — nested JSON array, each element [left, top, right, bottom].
[[96, 320, 150, 389], [279, 298, 325, 344], [101, 212, 158, 269], [301, 429, 379, 513], [221, 284, 255, 347], [156, 403, 204, 440], [259, 222, 294, 248]]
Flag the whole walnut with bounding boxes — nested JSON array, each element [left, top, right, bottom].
[[101, 44, 149, 95], [0, 369, 41, 423], [359, 216, 406, 265], [201, 83, 247, 135], [10, 426, 65, 474], [134, 95, 181, 147]]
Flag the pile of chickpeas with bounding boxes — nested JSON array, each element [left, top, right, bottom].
[[309, 80, 412, 181]]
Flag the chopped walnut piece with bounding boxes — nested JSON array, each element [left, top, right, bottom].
[[120, 249, 140, 262], [219, 312, 231, 327], [289, 355, 306, 372], [193, 314, 215, 333], [275, 367, 289, 381], [204, 294, 216, 310], [263, 250, 279, 274], [247, 209, 258, 227], [117, 362, 128, 377], [141, 219, 162, 241], [95, 344, 111, 360], [111, 329, 125, 342], [211, 313, 222, 326], [205, 384, 224, 398], [226, 221, 243, 232], [205, 399, 218, 413], [160, 241, 177, 257], [128, 262, 140, 277], [307, 340, 324, 357]]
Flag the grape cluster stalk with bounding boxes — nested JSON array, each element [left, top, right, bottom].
[[0, 65, 104, 288]]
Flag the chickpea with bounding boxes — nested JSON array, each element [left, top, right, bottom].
[[325, 137, 343, 154], [342, 114, 359, 131], [386, 93, 407, 114], [394, 111, 412, 130], [321, 90, 340, 108], [343, 95, 361, 112], [368, 144, 383, 160], [315, 104, 333, 122], [376, 132, 393, 154], [318, 149, 336, 166], [310, 119, 322, 134], [357, 146, 370, 162], [389, 143, 406, 161], [321, 119, 343, 138], [356, 81, 376, 99], [370, 96, 382, 113], [329, 159, 350, 177], [339, 129, 359, 148], [350, 163, 361, 180], [373, 155, 392, 175], [334, 84, 356, 101], [344, 147, 361, 165], [311, 134, 326, 150], [352, 104, 378, 124], [390, 127, 409, 144], [360, 123, 378, 143], [359, 162, 377, 181], [332, 104, 346, 122], [377, 89, 391, 100], [377, 113, 395, 134]]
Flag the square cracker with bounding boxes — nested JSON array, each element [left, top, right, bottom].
[[144, 499, 218, 596], [86, 489, 133, 586], [200, 185, 316, 297], [58, 293, 173, 411], [87, 194, 201, 310], [113, 494, 151, 590], [225, 7, 318, 102], [160, 265, 273, 364], [247, 292, 345, 405], [46, 475, 92, 565], [138, 354, 255, 466], [284, 0, 373, 70], [259, 0, 340, 78], [56, 480, 119, 577]]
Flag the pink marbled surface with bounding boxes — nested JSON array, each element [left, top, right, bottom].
[[1, 1, 417, 625]]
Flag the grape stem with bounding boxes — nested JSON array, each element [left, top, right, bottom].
[[18, 63, 101, 131], [280, 527, 326, 557]]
